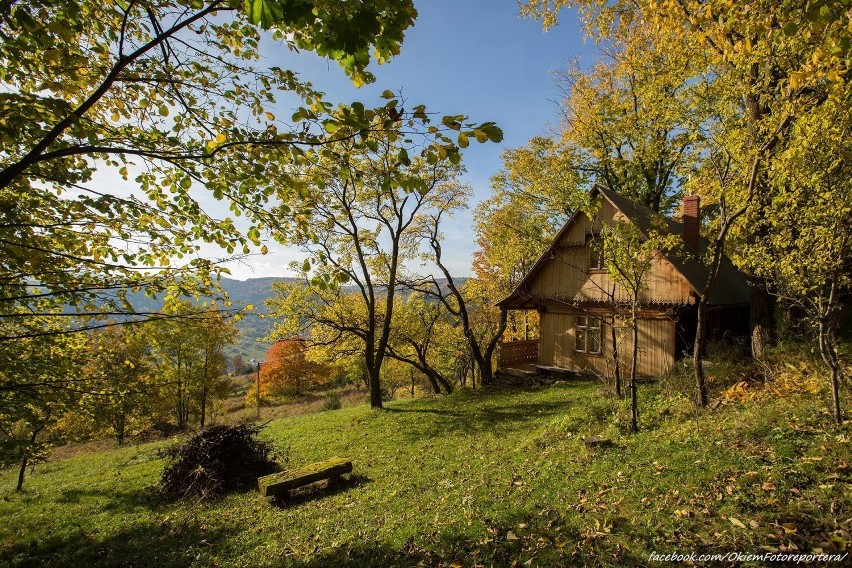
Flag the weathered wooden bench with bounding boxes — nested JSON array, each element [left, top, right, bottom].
[[257, 456, 352, 498]]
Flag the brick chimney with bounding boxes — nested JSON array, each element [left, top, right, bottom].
[[682, 195, 701, 252]]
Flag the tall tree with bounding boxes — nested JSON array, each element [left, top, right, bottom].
[[744, 100, 852, 424], [387, 293, 456, 394], [553, 24, 700, 214], [267, 119, 501, 408], [149, 301, 236, 428], [194, 307, 237, 427]]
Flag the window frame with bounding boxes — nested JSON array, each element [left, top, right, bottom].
[[587, 234, 605, 271], [575, 315, 603, 355]]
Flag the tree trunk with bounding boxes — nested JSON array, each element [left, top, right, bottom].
[[432, 370, 453, 394], [424, 372, 441, 394], [16, 455, 28, 493], [368, 366, 383, 409], [479, 309, 509, 386], [629, 307, 639, 433], [116, 412, 126, 446], [610, 318, 622, 398], [818, 315, 843, 425], [15, 425, 44, 492], [750, 283, 775, 358], [200, 350, 210, 428], [693, 297, 709, 407]]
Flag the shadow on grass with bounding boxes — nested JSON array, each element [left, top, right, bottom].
[[54, 486, 162, 511], [269, 473, 372, 509], [0, 519, 238, 568], [284, 510, 649, 568], [383, 397, 578, 443]]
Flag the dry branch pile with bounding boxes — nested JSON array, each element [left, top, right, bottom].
[[159, 424, 279, 499]]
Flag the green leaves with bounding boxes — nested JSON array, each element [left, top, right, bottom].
[[243, 0, 283, 29]]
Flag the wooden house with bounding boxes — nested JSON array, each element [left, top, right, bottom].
[[496, 185, 750, 378]]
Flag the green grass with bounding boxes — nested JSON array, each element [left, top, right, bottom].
[[1, 381, 850, 567]]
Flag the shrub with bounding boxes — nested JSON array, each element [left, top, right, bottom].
[[159, 423, 279, 500], [322, 393, 342, 411]]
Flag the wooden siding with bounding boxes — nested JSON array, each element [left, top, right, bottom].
[[527, 203, 695, 305], [539, 310, 676, 377]]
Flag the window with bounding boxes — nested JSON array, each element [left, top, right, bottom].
[[575, 315, 603, 354], [588, 236, 604, 270]]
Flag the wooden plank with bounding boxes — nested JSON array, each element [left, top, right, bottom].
[[258, 457, 352, 497]]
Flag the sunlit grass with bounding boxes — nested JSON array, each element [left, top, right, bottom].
[[1, 381, 850, 567]]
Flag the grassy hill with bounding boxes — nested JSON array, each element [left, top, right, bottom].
[[1, 381, 849, 567]]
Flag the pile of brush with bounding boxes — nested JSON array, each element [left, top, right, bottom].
[[159, 423, 279, 500]]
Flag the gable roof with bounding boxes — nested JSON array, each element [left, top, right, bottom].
[[497, 185, 751, 308]]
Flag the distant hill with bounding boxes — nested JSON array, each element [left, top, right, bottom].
[[221, 276, 468, 361], [217, 277, 298, 361], [120, 276, 468, 363]]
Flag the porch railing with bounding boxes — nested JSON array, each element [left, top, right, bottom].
[[498, 339, 539, 367]]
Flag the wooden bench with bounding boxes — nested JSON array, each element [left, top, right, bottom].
[[257, 456, 352, 498]]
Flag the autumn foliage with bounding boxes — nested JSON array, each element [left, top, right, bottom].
[[258, 340, 332, 399]]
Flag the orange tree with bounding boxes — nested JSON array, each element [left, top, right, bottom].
[[257, 339, 332, 399]]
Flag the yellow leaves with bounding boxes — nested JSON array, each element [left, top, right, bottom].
[[206, 132, 227, 151], [722, 361, 822, 404], [721, 381, 753, 402]]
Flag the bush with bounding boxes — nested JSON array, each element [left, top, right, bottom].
[[159, 423, 279, 500], [322, 393, 342, 411]]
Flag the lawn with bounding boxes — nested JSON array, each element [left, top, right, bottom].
[[1, 380, 850, 567]]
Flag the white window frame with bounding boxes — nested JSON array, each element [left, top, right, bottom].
[[575, 315, 603, 355]]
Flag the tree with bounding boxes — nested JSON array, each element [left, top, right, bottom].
[[407, 183, 509, 387], [82, 326, 151, 445], [387, 293, 456, 394], [0, 0, 424, 341], [258, 339, 331, 398], [745, 101, 852, 424], [0, 319, 87, 491], [473, 137, 585, 325], [552, 25, 701, 214], [150, 301, 237, 428], [600, 219, 681, 432], [267, 119, 501, 409], [194, 307, 237, 427], [266, 281, 371, 388], [520, 0, 852, 410]]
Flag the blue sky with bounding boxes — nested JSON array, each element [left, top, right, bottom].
[[227, 0, 588, 279]]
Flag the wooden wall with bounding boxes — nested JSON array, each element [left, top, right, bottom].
[[539, 310, 676, 377], [527, 202, 695, 305]]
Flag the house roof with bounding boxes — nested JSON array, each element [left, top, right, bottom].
[[497, 185, 751, 309]]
